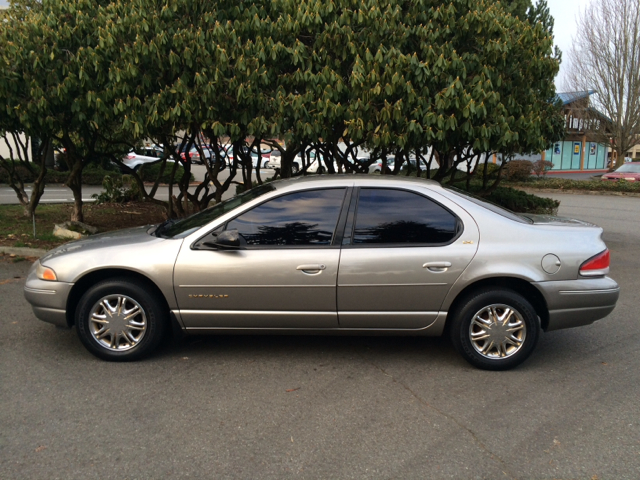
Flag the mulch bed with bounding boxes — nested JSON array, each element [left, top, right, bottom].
[[0, 202, 168, 250]]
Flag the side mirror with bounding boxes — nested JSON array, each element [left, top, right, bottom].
[[202, 229, 242, 250]]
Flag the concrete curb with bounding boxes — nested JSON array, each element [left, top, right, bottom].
[[0, 247, 48, 257]]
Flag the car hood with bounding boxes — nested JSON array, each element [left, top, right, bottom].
[[39, 225, 185, 284], [522, 214, 598, 227], [40, 226, 160, 262]]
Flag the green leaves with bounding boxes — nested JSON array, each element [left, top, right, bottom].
[[0, 0, 562, 184]]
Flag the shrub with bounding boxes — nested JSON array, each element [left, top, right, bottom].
[[0, 163, 111, 185], [92, 175, 142, 204], [483, 162, 501, 175], [137, 162, 194, 183], [483, 186, 559, 215], [503, 159, 534, 181], [508, 177, 640, 193], [532, 160, 554, 178]]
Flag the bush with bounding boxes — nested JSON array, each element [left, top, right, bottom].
[[503, 159, 533, 181], [482, 162, 501, 176], [92, 175, 142, 204], [0, 163, 112, 185], [508, 177, 640, 193], [532, 160, 554, 178], [137, 162, 194, 183], [483, 186, 559, 215]]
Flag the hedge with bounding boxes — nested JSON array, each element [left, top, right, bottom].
[[481, 186, 559, 215], [0, 161, 193, 186], [507, 177, 640, 193]]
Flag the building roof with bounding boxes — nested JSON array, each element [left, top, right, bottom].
[[557, 90, 596, 105]]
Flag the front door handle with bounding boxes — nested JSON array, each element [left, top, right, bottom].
[[423, 261, 452, 272], [297, 264, 326, 274]]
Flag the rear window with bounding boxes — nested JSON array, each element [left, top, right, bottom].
[[444, 186, 533, 224]]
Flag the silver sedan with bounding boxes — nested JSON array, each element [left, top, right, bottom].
[[24, 176, 619, 369]]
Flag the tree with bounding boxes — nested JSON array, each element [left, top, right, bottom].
[[0, 0, 51, 217], [1, 0, 134, 222], [565, 0, 640, 168]]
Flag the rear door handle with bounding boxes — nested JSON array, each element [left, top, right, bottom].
[[297, 264, 326, 274], [423, 262, 451, 272]]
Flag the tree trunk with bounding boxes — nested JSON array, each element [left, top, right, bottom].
[[27, 161, 47, 217], [65, 159, 84, 222], [280, 149, 295, 178]]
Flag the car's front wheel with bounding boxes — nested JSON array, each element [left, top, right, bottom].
[[75, 278, 167, 361], [449, 288, 540, 370]]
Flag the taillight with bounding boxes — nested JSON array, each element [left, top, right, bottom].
[[127, 154, 135, 159], [579, 249, 610, 277]]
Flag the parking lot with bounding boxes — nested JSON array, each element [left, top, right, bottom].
[[1, 192, 639, 479]]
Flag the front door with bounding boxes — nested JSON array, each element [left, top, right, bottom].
[[337, 188, 479, 329], [174, 187, 349, 329]]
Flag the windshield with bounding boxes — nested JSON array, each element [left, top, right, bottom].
[[156, 184, 276, 238], [444, 185, 533, 224], [615, 163, 640, 173]]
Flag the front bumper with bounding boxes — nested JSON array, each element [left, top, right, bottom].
[[533, 276, 620, 331], [23, 262, 74, 328]]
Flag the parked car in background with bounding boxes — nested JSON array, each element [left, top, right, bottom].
[[252, 151, 271, 169], [25, 175, 618, 370], [122, 145, 176, 171], [601, 163, 640, 181], [225, 148, 270, 169], [361, 156, 394, 174], [267, 150, 335, 173], [180, 144, 227, 170]]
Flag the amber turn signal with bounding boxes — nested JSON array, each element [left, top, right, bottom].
[[36, 262, 58, 281]]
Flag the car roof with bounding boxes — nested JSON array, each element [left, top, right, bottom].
[[270, 174, 442, 191]]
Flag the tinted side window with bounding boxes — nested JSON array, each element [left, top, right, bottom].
[[226, 188, 346, 246], [352, 189, 459, 245]]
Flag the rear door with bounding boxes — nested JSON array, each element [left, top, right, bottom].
[[337, 187, 479, 329]]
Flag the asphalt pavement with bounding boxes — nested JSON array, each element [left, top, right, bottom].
[[1, 193, 639, 479]]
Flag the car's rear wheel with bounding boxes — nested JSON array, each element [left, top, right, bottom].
[[292, 163, 299, 174], [449, 288, 540, 370], [75, 278, 167, 361]]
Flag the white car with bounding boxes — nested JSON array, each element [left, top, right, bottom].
[[122, 146, 178, 171], [267, 150, 333, 174], [224, 148, 271, 169]]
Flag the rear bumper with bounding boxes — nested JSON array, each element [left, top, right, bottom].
[[533, 277, 620, 331]]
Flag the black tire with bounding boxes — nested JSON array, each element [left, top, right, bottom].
[[317, 166, 325, 174], [292, 163, 299, 174], [75, 278, 167, 361], [449, 288, 540, 370]]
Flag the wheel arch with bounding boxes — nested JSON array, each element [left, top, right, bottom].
[[66, 268, 170, 328], [445, 277, 550, 331]]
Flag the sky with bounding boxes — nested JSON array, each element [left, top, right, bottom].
[[543, 0, 593, 88]]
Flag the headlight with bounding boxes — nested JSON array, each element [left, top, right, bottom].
[[36, 262, 58, 281]]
